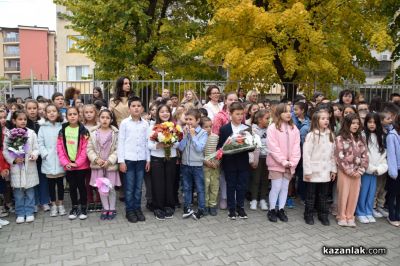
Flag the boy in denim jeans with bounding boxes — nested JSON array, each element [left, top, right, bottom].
[[117, 96, 150, 223], [179, 109, 208, 220]]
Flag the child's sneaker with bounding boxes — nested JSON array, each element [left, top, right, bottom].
[[366, 215, 376, 223], [347, 220, 356, 227], [277, 209, 288, 222], [337, 220, 347, 226], [237, 208, 248, 219], [267, 209, 277, 222], [0, 218, 10, 226], [26, 215, 34, 223], [357, 216, 369, 224], [58, 205, 66, 216], [377, 207, 389, 217], [164, 207, 174, 219], [88, 203, 95, 212], [16, 216, 25, 224], [286, 198, 294, 209], [135, 210, 145, 222], [249, 200, 257, 210], [228, 209, 236, 220], [43, 204, 50, 212], [50, 205, 58, 217], [259, 199, 268, 211], [182, 207, 194, 218], [68, 206, 80, 220], [79, 206, 88, 220], [100, 211, 108, 220], [372, 209, 383, 218], [192, 209, 204, 220], [108, 210, 117, 220], [209, 207, 218, 216], [154, 209, 165, 221], [0, 207, 9, 217]]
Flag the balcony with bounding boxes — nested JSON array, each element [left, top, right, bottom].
[[3, 36, 19, 43], [3, 52, 19, 57], [4, 66, 20, 72]]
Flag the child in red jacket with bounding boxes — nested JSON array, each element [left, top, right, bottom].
[[0, 109, 10, 227]]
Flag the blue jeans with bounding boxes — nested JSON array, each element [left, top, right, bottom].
[[181, 165, 205, 210], [34, 164, 50, 205], [356, 174, 377, 217], [224, 169, 250, 210], [124, 160, 146, 212], [14, 187, 35, 217]]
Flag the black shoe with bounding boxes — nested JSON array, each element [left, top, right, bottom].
[[68, 206, 80, 220], [135, 210, 145, 222], [88, 203, 95, 212], [108, 210, 117, 220], [267, 209, 277, 222], [154, 209, 165, 221], [304, 215, 314, 225], [165, 207, 174, 219], [277, 209, 288, 222], [236, 207, 248, 219], [100, 211, 108, 220], [209, 207, 218, 216], [318, 215, 330, 226], [192, 209, 204, 220], [228, 209, 236, 220], [182, 207, 194, 218], [146, 202, 154, 212], [203, 207, 209, 216], [126, 211, 138, 223]]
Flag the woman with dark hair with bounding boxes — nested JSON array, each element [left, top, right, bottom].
[[89, 87, 107, 106], [203, 85, 223, 120], [338, 89, 355, 105], [109, 77, 131, 127], [237, 87, 246, 103]]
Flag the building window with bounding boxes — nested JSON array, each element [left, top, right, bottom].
[[4, 32, 19, 42], [67, 35, 85, 52], [66, 65, 90, 81], [4, 45, 19, 56]]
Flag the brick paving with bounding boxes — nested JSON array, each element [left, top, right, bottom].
[[0, 197, 399, 265]]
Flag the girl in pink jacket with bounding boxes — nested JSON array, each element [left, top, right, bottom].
[[57, 107, 90, 221], [266, 103, 301, 223]]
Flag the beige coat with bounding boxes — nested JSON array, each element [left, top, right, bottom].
[[87, 125, 119, 171], [109, 97, 129, 127], [303, 129, 337, 183]]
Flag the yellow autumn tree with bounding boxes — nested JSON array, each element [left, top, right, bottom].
[[190, 0, 393, 97]]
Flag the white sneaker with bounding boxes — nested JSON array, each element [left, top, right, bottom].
[[79, 213, 87, 220], [16, 216, 25, 224], [50, 205, 58, 217], [25, 215, 34, 223], [377, 207, 389, 217], [357, 216, 369, 224], [259, 199, 268, 211], [366, 216, 376, 223], [58, 205, 66, 216], [249, 200, 257, 210], [0, 218, 10, 226], [372, 209, 383, 218], [43, 204, 50, 212], [337, 220, 347, 227]]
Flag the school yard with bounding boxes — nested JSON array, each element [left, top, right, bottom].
[[0, 198, 399, 266]]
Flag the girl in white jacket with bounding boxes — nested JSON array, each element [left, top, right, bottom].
[[356, 112, 388, 224], [302, 110, 337, 226], [3, 111, 39, 224]]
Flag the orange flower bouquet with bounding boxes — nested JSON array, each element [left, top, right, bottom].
[[150, 122, 183, 160]]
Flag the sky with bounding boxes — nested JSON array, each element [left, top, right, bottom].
[[0, 0, 56, 31]]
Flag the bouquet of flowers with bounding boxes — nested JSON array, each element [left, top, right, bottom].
[[6, 128, 28, 165], [150, 121, 183, 160], [205, 129, 262, 161]]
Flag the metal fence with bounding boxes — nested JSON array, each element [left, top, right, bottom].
[[2, 80, 400, 105]]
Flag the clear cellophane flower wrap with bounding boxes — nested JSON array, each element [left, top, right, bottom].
[[205, 128, 262, 161], [150, 121, 183, 160]]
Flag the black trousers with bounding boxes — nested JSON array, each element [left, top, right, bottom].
[[48, 177, 64, 202], [387, 171, 400, 221], [305, 182, 329, 218], [66, 169, 88, 206], [150, 156, 177, 210]]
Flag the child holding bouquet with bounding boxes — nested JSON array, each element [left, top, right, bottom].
[[3, 110, 40, 224], [87, 109, 120, 220], [266, 103, 301, 223], [217, 102, 251, 220], [148, 104, 182, 220]]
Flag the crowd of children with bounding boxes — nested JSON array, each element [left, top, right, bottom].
[[0, 85, 399, 229]]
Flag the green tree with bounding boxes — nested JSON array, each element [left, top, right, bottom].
[[189, 0, 393, 98], [55, 0, 220, 80]]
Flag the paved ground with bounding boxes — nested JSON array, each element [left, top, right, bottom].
[[0, 197, 399, 266]]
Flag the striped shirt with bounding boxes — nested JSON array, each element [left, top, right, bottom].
[[204, 133, 219, 159]]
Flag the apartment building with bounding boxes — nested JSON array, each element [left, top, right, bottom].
[[56, 5, 95, 81], [0, 25, 55, 80]]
